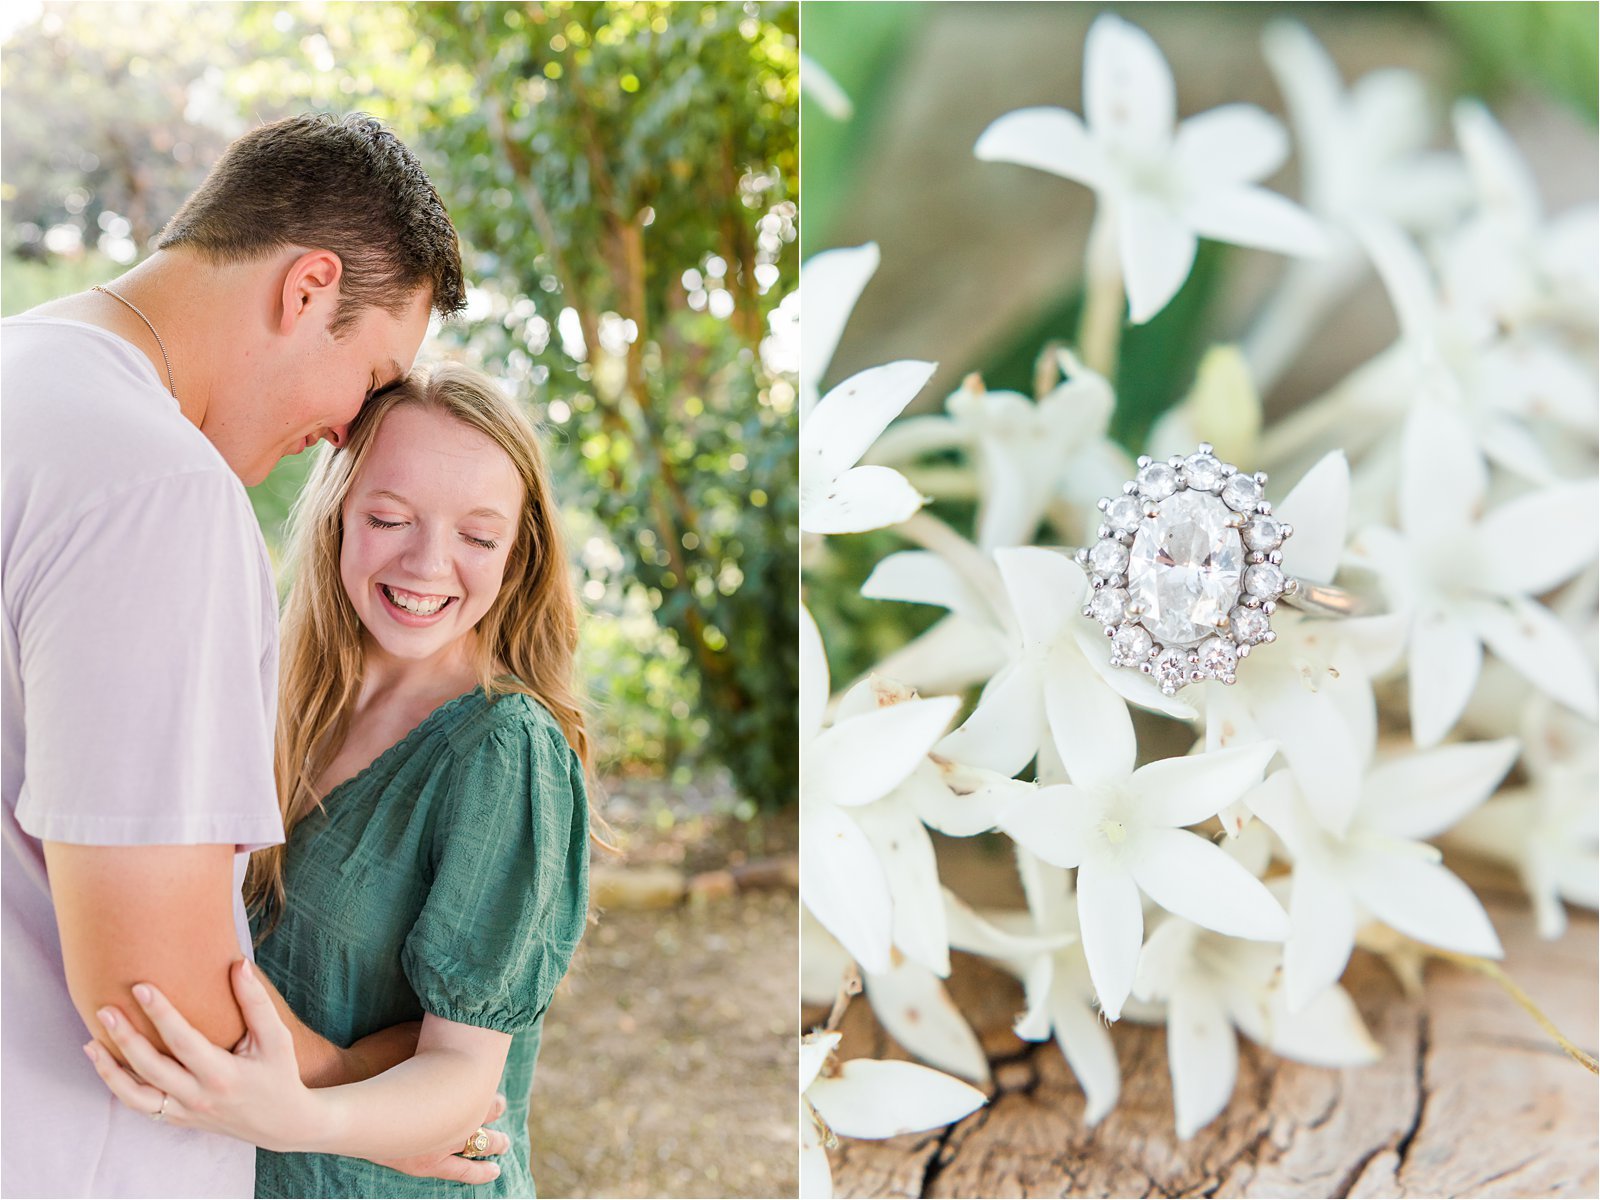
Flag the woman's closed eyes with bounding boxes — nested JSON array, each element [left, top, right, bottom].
[[361, 514, 500, 550]]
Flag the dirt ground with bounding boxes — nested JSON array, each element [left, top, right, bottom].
[[527, 775, 798, 1199]]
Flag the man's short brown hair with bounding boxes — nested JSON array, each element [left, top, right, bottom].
[[158, 112, 465, 335]]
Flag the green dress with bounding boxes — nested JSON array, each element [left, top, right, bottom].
[[252, 687, 589, 1199]]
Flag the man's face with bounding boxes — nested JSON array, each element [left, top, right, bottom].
[[216, 289, 433, 485]]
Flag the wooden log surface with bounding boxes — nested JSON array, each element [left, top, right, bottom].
[[814, 850, 1598, 1199]]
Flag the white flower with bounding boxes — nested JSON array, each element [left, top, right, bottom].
[[800, 360, 935, 535], [1448, 698, 1599, 939], [800, 908, 856, 1007], [801, 1031, 987, 1200], [1445, 100, 1598, 337], [799, 607, 960, 974], [862, 955, 991, 1085], [900, 756, 1024, 839], [798, 244, 938, 536], [869, 354, 1132, 550], [1134, 845, 1380, 1140], [1348, 403, 1598, 747], [1460, 569, 1594, 742], [929, 545, 1194, 780], [1261, 20, 1469, 237], [1431, 103, 1600, 459], [1196, 450, 1408, 835], [857, 541, 1014, 698], [1204, 608, 1406, 839], [1263, 214, 1596, 487], [975, 13, 1327, 324], [998, 736, 1287, 1020], [1243, 21, 1470, 391], [947, 854, 1121, 1125], [800, 242, 880, 421], [1362, 218, 1594, 481], [1247, 736, 1518, 1012]]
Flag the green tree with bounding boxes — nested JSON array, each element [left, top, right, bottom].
[[405, 1, 800, 808]]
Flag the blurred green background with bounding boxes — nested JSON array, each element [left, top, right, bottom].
[[2, 0, 799, 811]]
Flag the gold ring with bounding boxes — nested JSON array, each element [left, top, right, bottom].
[[151, 1094, 170, 1123], [460, 1127, 491, 1158]]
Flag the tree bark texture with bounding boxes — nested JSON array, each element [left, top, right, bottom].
[[821, 855, 1598, 1199]]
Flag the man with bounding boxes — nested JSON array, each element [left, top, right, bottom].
[[2, 113, 497, 1197]]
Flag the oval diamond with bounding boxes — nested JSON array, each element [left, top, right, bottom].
[[1127, 491, 1245, 647]]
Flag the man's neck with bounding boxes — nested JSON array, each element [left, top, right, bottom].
[[92, 252, 225, 431], [30, 249, 257, 433]]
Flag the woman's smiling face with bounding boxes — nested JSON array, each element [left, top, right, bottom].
[[340, 403, 524, 668]]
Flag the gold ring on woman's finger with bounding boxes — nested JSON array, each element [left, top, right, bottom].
[[151, 1094, 170, 1123], [460, 1128, 491, 1158]]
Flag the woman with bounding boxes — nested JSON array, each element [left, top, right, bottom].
[[84, 363, 593, 1198]]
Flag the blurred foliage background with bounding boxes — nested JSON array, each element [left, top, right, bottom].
[[2, 0, 799, 809]]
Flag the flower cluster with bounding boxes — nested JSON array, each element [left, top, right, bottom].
[[799, 13, 1596, 1193]]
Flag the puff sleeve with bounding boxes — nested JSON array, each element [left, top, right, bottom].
[[401, 702, 589, 1031]]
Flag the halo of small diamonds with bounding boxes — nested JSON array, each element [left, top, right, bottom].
[[1078, 444, 1296, 695]]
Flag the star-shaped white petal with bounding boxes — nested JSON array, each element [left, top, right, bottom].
[[1349, 403, 1598, 747], [800, 360, 936, 535], [1247, 737, 1517, 1011], [976, 13, 1327, 324], [999, 739, 1286, 1019], [800, 609, 960, 974]]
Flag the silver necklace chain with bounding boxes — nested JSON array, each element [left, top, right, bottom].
[[92, 284, 177, 399]]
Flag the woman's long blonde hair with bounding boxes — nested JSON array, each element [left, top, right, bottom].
[[245, 362, 591, 923]]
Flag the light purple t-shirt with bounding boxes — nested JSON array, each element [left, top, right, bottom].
[[1, 317, 284, 1198]]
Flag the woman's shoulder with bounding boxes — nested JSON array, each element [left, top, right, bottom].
[[429, 689, 589, 847], [442, 687, 579, 774]]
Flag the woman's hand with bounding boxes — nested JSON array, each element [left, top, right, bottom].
[[83, 959, 332, 1153], [371, 1092, 511, 1184], [84, 961, 510, 1182]]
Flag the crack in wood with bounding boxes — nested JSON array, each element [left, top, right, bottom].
[[1470, 1151, 1541, 1193], [1394, 1010, 1430, 1175], [1332, 1145, 1391, 1199]]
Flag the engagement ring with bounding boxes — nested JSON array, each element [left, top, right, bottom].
[[1077, 444, 1378, 694], [151, 1094, 169, 1123]]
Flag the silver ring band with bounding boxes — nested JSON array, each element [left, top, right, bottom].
[[1280, 567, 1384, 619]]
